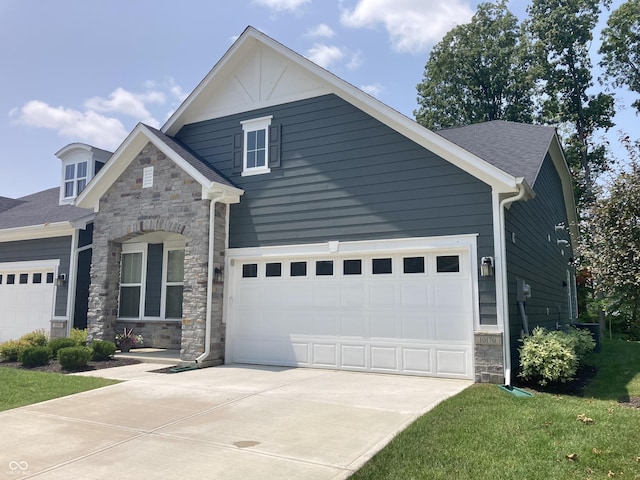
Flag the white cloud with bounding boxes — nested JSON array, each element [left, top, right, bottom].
[[360, 83, 384, 97], [253, 0, 310, 12], [346, 50, 363, 70], [85, 87, 163, 127], [10, 100, 128, 149], [340, 0, 474, 54], [306, 44, 345, 69], [9, 78, 189, 151], [306, 24, 336, 39]]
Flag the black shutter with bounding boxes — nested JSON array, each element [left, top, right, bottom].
[[232, 132, 243, 174], [268, 124, 281, 168]]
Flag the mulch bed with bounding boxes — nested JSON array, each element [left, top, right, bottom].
[[513, 365, 598, 397], [0, 357, 141, 374]]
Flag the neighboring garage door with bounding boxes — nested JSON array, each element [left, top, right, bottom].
[[0, 261, 58, 342], [226, 238, 476, 379]]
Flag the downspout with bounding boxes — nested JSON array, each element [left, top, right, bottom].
[[499, 182, 527, 387], [196, 192, 224, 366]]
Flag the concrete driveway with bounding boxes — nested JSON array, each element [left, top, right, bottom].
[[0, 364, 470, 479]]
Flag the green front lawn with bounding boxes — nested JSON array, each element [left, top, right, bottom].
[[0, 368, 119, 412], [351, 339, 640, 480]]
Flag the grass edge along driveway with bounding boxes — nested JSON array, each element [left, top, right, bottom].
[[0, 368, 119, 412], [351, 339, 640, 480]]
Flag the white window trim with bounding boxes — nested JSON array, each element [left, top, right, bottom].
[[160, 246, 186, 319], [118, 244, 147, 320], [59, 159, 94, 204], [240, 115, 272, 177]]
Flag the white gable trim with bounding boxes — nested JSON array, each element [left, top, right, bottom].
[[548, 136, 579, 241], [163, 27, 520, 194], [75, 124, 243, 212]]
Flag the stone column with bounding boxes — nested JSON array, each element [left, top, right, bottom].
[[87, 233, 121, 344]]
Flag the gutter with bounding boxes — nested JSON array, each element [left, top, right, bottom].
[[195, 192, 224, 366], [498, 182, 528, 387]]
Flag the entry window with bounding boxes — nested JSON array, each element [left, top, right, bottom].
[[266, 262, 282, 277], [165, 249, 185, 319], [242, 264, 258, 278], [436, 255, 460, 273], [316, 260, 333, 276], [7, 274, 15, 285], [372, 258, 392, 274], [403, 257, 425, 274], [19, 274, 28, 284], [119, 252, 143, 317], [290, 261, 307, 277], [33, 273, 42, 284], [343, 259, 362, 275]]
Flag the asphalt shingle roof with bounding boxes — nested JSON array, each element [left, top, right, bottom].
[[145, 125, 238, 189], [436, 120, 558, 186], [0, 188, 92, 230]]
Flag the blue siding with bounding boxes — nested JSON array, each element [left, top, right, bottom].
[[0, 236, 72, 316], [505, 154, 574, 362], [176, 94, 497, 324]]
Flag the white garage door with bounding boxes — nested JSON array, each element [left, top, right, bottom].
[[226, 239, 476, 379], [0, 261, 58, 342]]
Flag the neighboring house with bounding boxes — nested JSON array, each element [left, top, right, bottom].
[[0, 143, 110, 342], [1, 27, 578, 384]]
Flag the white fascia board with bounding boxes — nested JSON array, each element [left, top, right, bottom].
[[227, 234, 479, 260], [163, 28, 253, 136], [162, 27, 520, 193], [76, 123, 243, 212], [0, 222, 77, 242], [75, 123, 150, 211], [549, 136, 579, 241]]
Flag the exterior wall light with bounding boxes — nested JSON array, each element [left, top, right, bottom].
[[214, 267, 224, 284], [56, 273, 67, 286], [480, 256, 494, 277]]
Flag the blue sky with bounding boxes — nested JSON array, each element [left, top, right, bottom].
[[0, 0, 634, 199]]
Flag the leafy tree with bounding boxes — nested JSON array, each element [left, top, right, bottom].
[[583, 139, 640, 337], [599, 0, 640, 113], [414, 1, 535, 129], [526, 0, 615, 205]]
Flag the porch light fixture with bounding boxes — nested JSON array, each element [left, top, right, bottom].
[[557, 239, 569, 247], [480, 256, 494, 277], [56, 273, 67, 286], [214, 267, 224, 284]]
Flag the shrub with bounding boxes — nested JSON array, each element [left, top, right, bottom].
[[19, 329, 48, 347], [91, 340, 116, 361], [58, 346, 92, 371], [49, 337, 79, 358], [567, 327, 596, 363], [519, 327, 579, 386], [70, 328, 88, 346], [19, 346, 52, 368], [0, 340, 28, 362]]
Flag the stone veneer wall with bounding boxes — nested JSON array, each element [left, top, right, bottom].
[[87, 141, 226, 362], [115, 321, 182, 349], [474, 332, 504, 383]]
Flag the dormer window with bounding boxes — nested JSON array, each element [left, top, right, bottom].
[[56, 143, 112, 205], [64, 161, 88, 198]]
